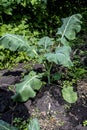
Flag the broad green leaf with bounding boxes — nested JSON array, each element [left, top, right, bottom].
[[27, 46, 38, 58], [11, 71, 42, 102], [38, 36, 53, 52], [28, 118, 40, 130], [45, 46, 73, 67], [0, 120, 18, 130], [62, 86, 78, 103], [57, 37, 69, 46], [0, 34, 29, 51], [56, 14, 82, 45]]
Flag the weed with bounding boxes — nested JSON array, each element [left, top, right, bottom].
[[83, 120, 87, 126]]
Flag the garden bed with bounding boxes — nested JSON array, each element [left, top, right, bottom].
[[0, 63, 87, 130]]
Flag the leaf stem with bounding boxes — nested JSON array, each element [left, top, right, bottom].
[[45, 62, 53, 84]]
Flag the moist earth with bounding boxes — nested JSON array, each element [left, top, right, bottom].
[[0, 63, 87, 130]]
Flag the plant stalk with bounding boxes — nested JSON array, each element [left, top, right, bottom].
[[45, 62, 53, 84]]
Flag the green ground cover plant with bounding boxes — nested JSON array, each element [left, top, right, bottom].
[[0, 0, 61, 37]]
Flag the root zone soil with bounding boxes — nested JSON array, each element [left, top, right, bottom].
[[0, 64, 87, 130]]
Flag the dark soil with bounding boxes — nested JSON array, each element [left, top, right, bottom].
[[0, 63, 87, 130]]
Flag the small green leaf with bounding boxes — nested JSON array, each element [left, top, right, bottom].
[[31, 0, 38, 5], [0, 120, 18, 130], [11, 71, 42, 102], [53, 73, 61, 81], [62, 86, 78, 103], [4, 8, 12, 15], [28, 118, 40, 130]]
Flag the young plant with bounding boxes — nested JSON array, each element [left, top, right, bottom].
[[0, 14, 82, 103], [37, 37, 73, 84]]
